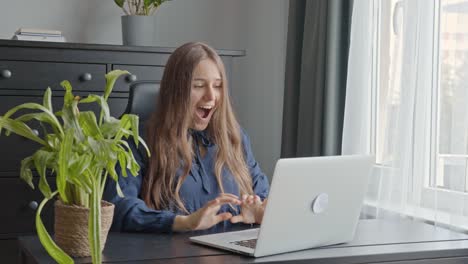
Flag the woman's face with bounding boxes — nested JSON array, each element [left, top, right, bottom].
[[189, 59, 223, 131]]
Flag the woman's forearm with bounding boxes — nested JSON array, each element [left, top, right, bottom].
[[172, 215, 192, 231]]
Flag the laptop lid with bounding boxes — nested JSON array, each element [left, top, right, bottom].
[[254, 155, 373, 257], [189, 155, 373, 257]]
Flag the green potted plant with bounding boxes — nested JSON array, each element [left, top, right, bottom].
[[0, 70, 149, 264], [114, 0, 171, 15], [114, 0, 172, 46]]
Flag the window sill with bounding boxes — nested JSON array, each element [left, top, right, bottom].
[[363, 199, 468, 233]]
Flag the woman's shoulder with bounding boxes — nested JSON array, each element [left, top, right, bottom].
[[239, 127, 251, 144]]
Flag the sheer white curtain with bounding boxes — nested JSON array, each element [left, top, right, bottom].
[[342, 0, 377, 218], [341, 0, 373, 156], [343, 0, 468, 229]]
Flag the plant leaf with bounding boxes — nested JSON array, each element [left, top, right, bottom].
[[100, 118, 121, 138], [1, 102, 62, 135], [20, 157, 34, 189], [138, 135, 151, 158], [116, 181, 124, 197], [117, 139, 131, 151], [0, 101, 63, 138], [116, 140, 138, 174], [57, 128, 74, 204], [68, 154, 93, 194], [118, 136, 150, 161], [125, 114, 140, 146], [61, 97, 84, 142], [33, 150, 54, 199], [125, 148, 141, 176], [0, 117, 46, 145], [79, 111, 103, 139], [60, 80, 74, 106], [79, 95, 110, 125], [15, 112, 61, 136], [114, 0, 125, 8], [116, 114, 139, 145], [89, 178, 101, 264], [106, 158, 124, 196], [45, 134, 61, 150], [104, 70, 129, 101], [69, 154, 93, 182], [88, 138, 117, 166], [78, 94, 100, 104], [36, 192, 74, 264], [117, 150, 128, 177], [43, 87, 53, 112]]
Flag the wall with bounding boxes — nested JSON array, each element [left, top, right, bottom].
[[230, 0, 288, 179], [0, 0, 288, 178]]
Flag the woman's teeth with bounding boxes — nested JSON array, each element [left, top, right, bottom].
[[198, 106, 213, 119]]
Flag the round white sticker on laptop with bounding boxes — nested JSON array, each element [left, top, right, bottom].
[[311, 193, 329, 214]]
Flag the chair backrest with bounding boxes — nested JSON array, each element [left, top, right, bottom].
[[122, 80, 160, 126]]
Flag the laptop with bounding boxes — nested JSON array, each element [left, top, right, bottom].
[[189, 155, 373, 257]]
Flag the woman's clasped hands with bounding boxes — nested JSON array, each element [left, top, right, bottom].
[[173, 193, 267, 231], [231, 194, 267, 224]]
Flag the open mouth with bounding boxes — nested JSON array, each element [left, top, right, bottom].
[[196, 106, 214, 119]]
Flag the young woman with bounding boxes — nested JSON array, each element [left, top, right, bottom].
[[104, 42, 269, 232]]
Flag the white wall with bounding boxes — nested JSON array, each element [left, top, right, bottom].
[[231, 0, 288, 179], [0, 0, 288, 178]]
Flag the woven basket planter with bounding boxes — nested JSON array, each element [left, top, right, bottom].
[[54, 200, 115, 257]]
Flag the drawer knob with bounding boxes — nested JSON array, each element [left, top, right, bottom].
[[126, 74, 137, 82], [29, 201, 38, 210], [1, 69, 11, 79], [32, 129, 40, 137], [80, 73, 93, 82]]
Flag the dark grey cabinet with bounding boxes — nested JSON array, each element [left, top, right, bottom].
[[0, 39, 244, 262]]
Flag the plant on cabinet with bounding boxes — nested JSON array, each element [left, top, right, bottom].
[[114, 0, 172, 46]]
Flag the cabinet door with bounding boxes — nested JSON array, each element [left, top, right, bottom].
[[0, 95, 128, 173], [0, 178, 55, 236], [0, 61, 106, 92], [112, 64, 164, 92]]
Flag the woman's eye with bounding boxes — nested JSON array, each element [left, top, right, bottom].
[[193, 85, 204, 88]]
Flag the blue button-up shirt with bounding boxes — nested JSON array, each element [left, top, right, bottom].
[[103, 129, 270, 233]]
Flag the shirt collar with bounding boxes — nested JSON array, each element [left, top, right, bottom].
[[189, 129, 213, 147]]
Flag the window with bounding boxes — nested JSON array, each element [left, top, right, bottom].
[[371, 0, 468, 218], [435, 0, 468, 193]]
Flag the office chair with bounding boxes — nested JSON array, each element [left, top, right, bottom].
[[122, 80, 160, 137]]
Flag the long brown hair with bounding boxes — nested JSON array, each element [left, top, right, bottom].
[[142, 42, 253, 213]]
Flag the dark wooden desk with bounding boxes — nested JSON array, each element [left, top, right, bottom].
[[18, 219, 468, 264]]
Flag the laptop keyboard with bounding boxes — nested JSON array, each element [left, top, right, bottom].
[[230, 238, 257, 249]]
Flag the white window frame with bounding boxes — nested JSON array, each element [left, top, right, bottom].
[[421, 0, 468, 218], [368, 0, 468, 229]]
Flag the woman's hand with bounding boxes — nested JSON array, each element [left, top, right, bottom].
[[230, 195, 268, 224], [173, 193, 241, 231]]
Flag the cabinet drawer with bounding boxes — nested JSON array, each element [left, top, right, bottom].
[[0, 178, 55, 236], [0, 239, 19, 263], [0, 60, 106, 92], [112, 64, 164, 92], [0, 95, 128, 174]]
